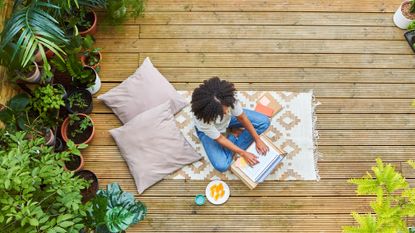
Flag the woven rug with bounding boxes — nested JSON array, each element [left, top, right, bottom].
[[169, 91, 320, 181]]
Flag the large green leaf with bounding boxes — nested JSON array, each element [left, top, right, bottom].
[[0, 1, 67, 69], [8, 93, 30, 112]]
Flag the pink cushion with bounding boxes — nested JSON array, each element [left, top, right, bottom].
[[109, 101, 201, 194], [98, 57, 187, 124]]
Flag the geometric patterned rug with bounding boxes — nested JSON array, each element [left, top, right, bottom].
[[168, 91, 320, 181]]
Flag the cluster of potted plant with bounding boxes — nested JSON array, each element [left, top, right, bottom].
[[0, 130, 147, 232], [0, 0, 147, 231], [393, 1, 415, 52]]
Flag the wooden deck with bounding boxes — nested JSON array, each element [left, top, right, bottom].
[[2, 0, 415, 232], [87, 1, 415, 232]]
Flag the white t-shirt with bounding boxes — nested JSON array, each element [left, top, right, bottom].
[[193, 101, 244, 139]]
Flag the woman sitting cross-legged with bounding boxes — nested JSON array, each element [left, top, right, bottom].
[[191, 77, 271, 173]]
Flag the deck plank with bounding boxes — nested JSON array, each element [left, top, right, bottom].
[[96, 39, 411, 54], [144, 0, 401, 13], [139, 25, 402, 40]]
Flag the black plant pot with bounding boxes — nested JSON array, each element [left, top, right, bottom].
[[404, 30, 415, 53], [65, 89, 93, 114], [75, 170, 99, 203], [54, 137, 65, 153]]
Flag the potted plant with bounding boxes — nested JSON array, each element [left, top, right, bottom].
[[106, 0, 146, 25], [61, 113, 95, 144], [20, 61, 41, 83], [394, 0, 415, 29], [0, 93, 30, 130], [52, 53, 101, 94], [404, 21, 415, 53], [75, 170, 99, 203], [64, 140, 87, 172], [84, 183, 147, 233], [0, 1, 67, 82], [342, 158, 415, 232], [81, 47, 102, 70], [66, 89, 93, 114], [30, 84, 66, 127], [0, 130, 90, 232]]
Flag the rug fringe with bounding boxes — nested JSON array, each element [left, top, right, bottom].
[[309, 90, 321, 181]]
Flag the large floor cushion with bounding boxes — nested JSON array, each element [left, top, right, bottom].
[[110, 101, 202, 193], [98, 57, 188, 124]]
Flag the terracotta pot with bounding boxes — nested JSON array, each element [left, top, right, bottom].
[[24, 62, 41, 83], [64, 153, 84, 173], [80, 51, 102, 69], [394, 1, 415, 29], [34, 49, 55, 63], [79, 11, 98, 36], [61, 113, 95, 145]]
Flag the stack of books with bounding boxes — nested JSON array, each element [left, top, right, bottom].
[[255, 93, 282, 117], [231, 135, 286, 189]]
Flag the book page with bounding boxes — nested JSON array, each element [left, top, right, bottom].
[[235, 136, 283, 182]]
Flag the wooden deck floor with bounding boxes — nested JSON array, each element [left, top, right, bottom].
[[7, 0, 412, 232]]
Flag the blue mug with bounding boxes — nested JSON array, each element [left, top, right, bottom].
[[195, 194, 205, 206]]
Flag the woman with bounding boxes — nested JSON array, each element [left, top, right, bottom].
[[191, 77, 270, 172]]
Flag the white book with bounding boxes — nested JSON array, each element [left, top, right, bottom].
[[235, 135, 286, 183]]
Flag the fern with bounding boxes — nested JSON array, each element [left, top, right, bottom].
[[343, 159, 415, 233]]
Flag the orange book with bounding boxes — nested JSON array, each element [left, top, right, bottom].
[[255, 93, 283, 117], [255, 103, 274, 117]]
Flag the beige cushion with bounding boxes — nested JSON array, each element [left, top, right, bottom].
[[109, 101, 201, 194], [98, 57, 188, 124]]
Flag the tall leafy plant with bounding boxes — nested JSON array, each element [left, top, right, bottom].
[[0, 130, 90, 232], [0, 1, 67, 72], [85, 183, 147, 233], [342, 159, 415, 233]]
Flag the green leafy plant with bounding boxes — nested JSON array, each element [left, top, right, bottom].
[[67, 139, 88, 156], [69, 114, 93, 138], [410, 0, 415, 14], [0, 93, 30, 130], [105, 0, 145, 25], [0, 130, 90, 232], [0, 1, 67, 75], [84, 183, 147, 233], [51, 53, 96, 88], [68, 92, 88, 109], [30, 84, 65, 126], [83, 48, 101, 66], [342, 158, 415, 233]]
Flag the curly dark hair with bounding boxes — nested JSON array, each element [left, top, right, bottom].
[[191, 77, 237, 124]]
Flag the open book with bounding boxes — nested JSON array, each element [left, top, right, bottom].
[[231, 135, 286, 189]]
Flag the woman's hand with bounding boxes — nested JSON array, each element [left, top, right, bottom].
[[240, 151, 259, 166], [255, 138, 269, 155]]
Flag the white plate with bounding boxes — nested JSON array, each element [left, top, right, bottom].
[[205, 180, 230, 205]]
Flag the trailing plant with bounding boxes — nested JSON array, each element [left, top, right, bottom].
[[30, 84, 65, 126], [0, 130, 90, 232], [69, 114, 93, 138], [84, 183, 147, 233], [0, 93, 30, 131], [342, 158, 415, 233], [105, 0, 145, 25]]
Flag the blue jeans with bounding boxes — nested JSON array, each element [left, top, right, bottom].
[[196, 109, 270, 173]]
